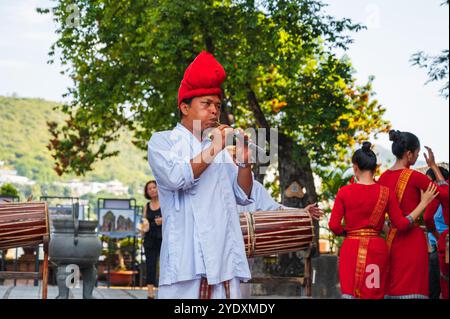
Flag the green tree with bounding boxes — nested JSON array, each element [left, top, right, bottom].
[[0, 183, 19, 198], [40, 0, 391, 255]]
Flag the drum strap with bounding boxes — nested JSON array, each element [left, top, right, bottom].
[[244, 212, 256, 258], [353, 185, 389, 298], [386, 169, 413, 252]]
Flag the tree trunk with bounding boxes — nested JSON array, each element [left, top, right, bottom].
[[245, 87, 321, 297], [278, 133, 320, 257]]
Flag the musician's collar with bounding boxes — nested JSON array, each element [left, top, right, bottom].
[[176, 122, 208, 144]]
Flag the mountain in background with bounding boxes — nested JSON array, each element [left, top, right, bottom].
[[0, 96, 152, 200]]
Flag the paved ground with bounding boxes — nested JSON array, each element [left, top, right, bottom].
[[0, 284, 304, 299], [0, 284, 150, 299]]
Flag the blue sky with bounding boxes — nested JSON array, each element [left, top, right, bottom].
[[0, 0, 448, 162]]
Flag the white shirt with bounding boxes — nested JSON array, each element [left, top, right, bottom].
[[147, 123, 254, 285]]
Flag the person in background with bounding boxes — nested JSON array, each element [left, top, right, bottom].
[[142, 180, 162, 299], [424, 164, 449, 299], [425, 167, 449, 299], [226, 146, 324, 298], [378, 130, 446, 299]]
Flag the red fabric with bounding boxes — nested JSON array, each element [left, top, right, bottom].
[[199, 277, 231, 299], [378, 169, 433, 297], [386, 225, 429, 297], [438, 229, 448, 299], [329, 184, 411, 236], [329, 183, 413, 298], [424, 181, 449, 232], [339, 237, 388, 299], [178, 51, 226, 107]]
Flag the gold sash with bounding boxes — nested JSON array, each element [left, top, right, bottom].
[[353, 185, 389, 298]]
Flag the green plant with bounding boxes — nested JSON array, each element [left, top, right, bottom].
[[0, 183, 19, 197]]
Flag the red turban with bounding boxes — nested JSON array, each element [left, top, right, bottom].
[[177, 51, 226, 108]]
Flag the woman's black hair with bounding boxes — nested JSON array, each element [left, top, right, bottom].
[[426, 167, 449, 181], [144, 180, 157, 200], [388, 130, 420, 159], [352, 141, 377, 172]]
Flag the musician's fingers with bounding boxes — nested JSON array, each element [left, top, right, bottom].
[[216, 124, 231, 132]]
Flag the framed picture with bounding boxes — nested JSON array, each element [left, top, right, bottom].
[[98, 208, 136, 238]]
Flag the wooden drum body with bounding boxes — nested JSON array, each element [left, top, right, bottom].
[[0, 202, 49, 250], [240, 209, 314, 258]]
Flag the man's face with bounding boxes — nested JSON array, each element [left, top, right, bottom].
[[181, 95, 221, 130]]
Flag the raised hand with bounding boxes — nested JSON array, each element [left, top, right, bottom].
[[424, 146, 437, 168]]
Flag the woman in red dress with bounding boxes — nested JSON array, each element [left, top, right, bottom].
[[329, 142, 438, 299], [423, 161, 449, 299], [378, 130, 446, 299]]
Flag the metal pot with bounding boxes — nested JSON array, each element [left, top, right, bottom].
[[49, 219, 102, 265]]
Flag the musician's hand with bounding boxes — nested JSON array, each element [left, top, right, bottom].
[[210, 124, 234, 151], [155, 217, 162, 226], [305, 203, 324, 221]]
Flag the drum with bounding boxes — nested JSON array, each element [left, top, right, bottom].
[[240, 209, 314, 258], [0, 202, 50, 250]]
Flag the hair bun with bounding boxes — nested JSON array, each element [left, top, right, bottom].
[[361, 141, 372, 152], [389, 130, 401, 142]]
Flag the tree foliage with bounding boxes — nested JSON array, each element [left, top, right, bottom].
[[0, 183, 20, 198], [410, 0, 449, 99], [39, 0, 391, 180]]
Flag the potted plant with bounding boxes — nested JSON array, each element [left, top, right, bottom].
[[105, 238, 138, 286]]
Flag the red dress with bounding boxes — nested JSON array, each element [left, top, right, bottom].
[[329, 183, 411, 299], [378, 168, 443, 299], [424, 181, 449, 299]]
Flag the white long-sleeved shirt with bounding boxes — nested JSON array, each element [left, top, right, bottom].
[[236, 180, 281, 213], [147, 123, 254, 285]]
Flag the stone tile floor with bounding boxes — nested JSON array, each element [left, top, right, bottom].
[[0, 284, 304, 299]]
